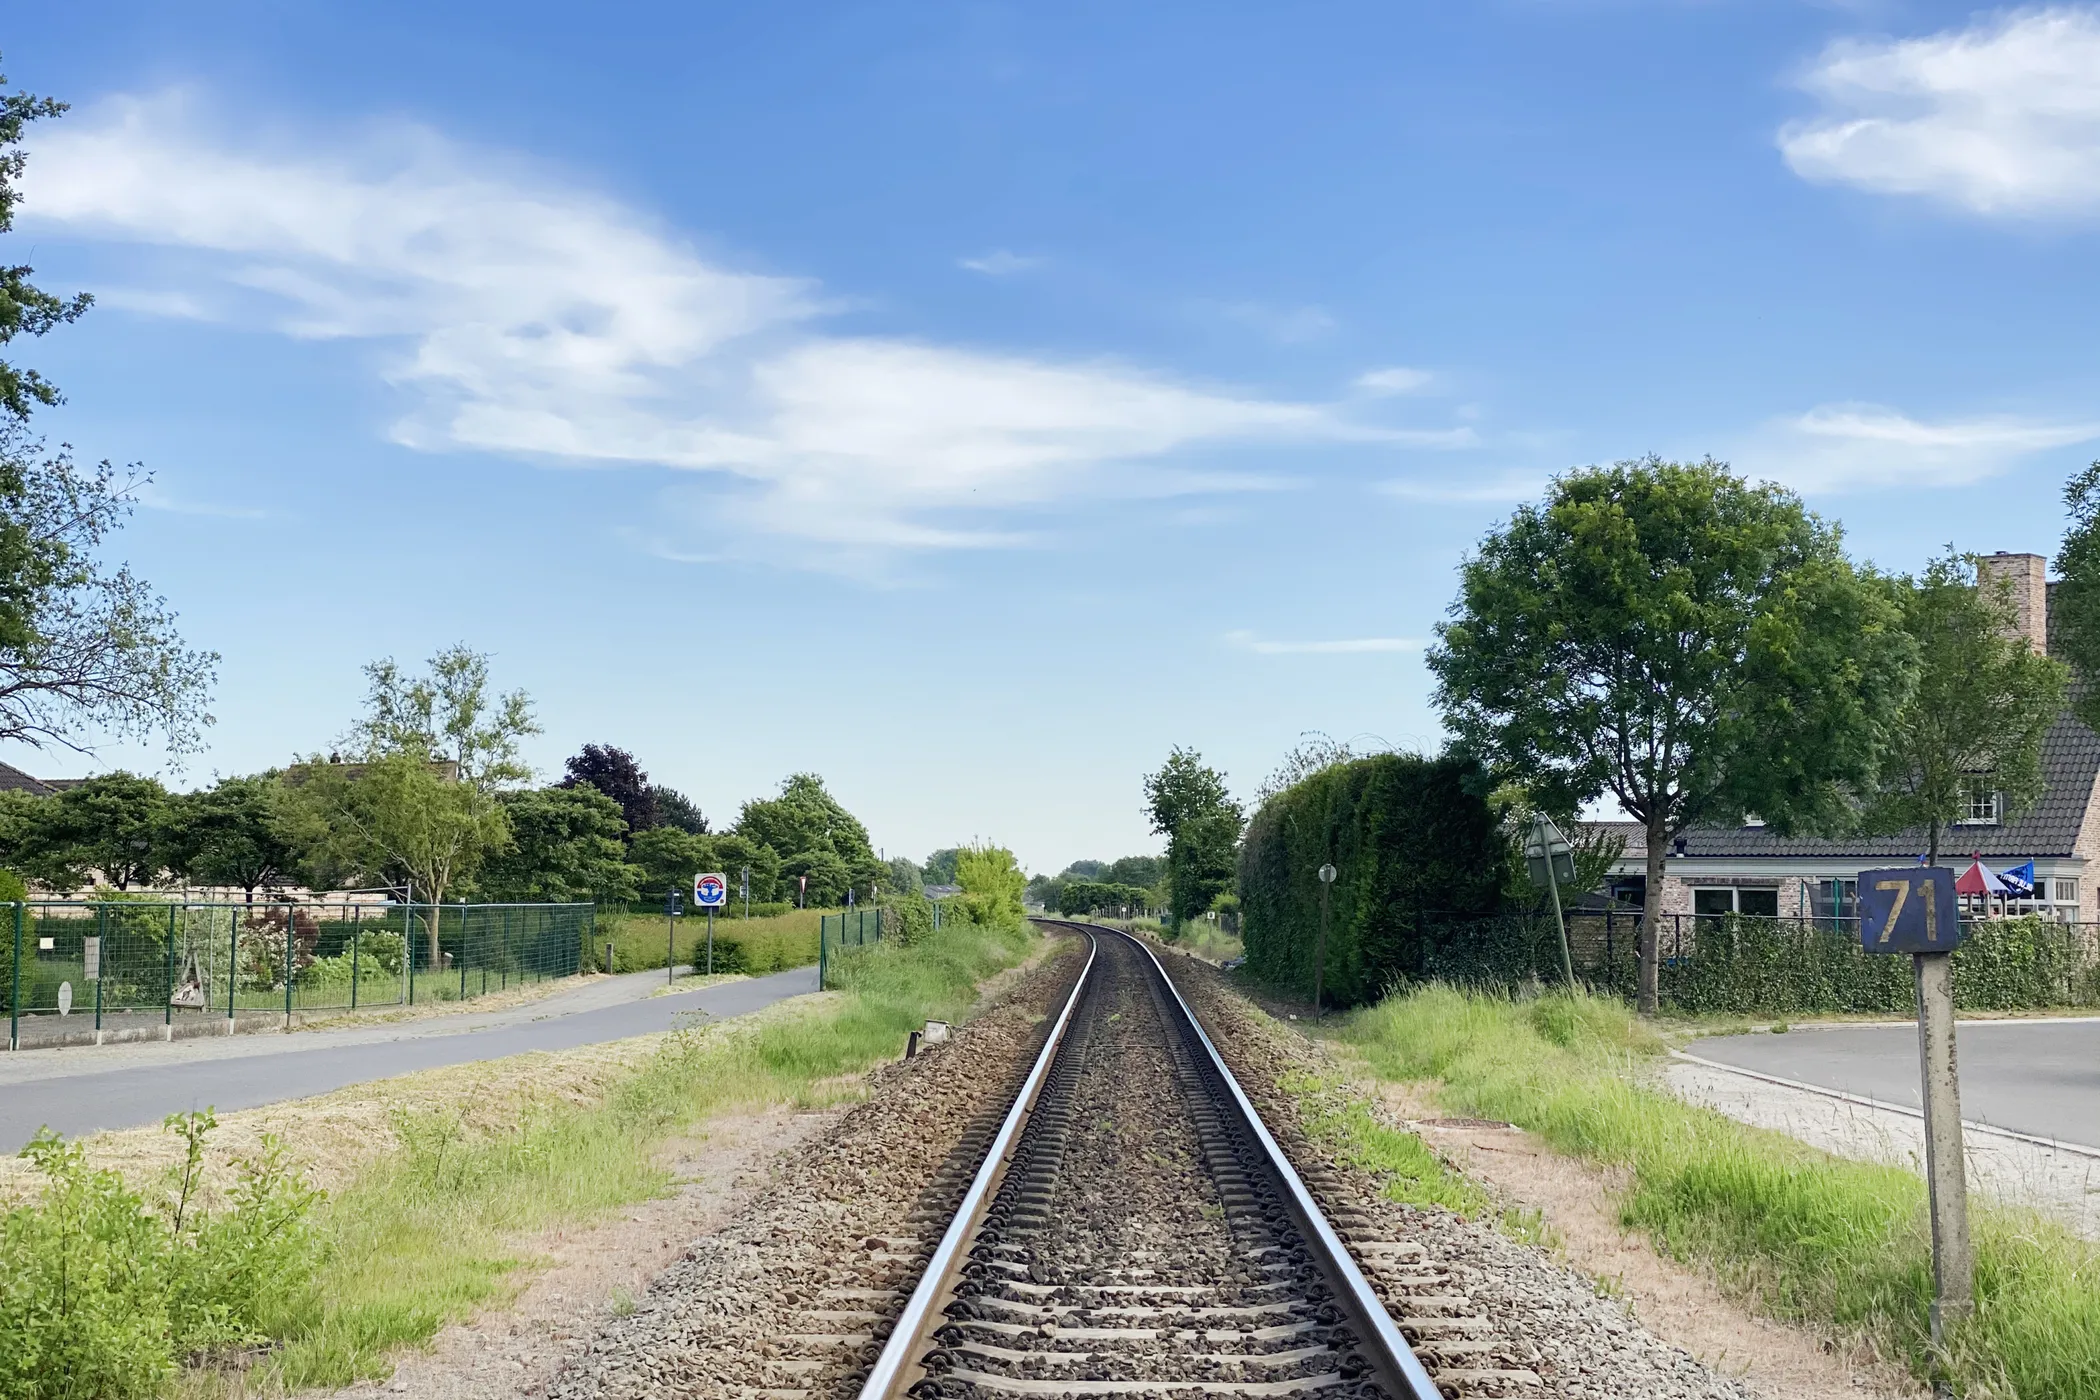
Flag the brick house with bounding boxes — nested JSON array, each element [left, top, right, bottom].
[[1591, 552, 2100, 925]]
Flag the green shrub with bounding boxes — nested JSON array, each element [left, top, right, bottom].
[[0, 1111, 322, 1398], [1240, 753, 1510, 1006]]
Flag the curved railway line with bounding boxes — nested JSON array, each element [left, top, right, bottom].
[[847, 921, 1532, 1400]]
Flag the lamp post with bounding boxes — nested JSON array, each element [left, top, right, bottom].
[[1315, 863, 1337, 1020]]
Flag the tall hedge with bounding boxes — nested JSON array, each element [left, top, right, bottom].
[[1239, 753, 1510, 1005]]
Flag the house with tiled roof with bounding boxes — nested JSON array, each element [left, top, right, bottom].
[[1592, 552, 2100, 925], [0, 761, 82, 797]]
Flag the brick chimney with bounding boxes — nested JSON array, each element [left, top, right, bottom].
[[1977, 552, 2049, 654]]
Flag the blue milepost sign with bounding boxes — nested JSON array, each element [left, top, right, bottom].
[[1857, 867, 1962, 954]]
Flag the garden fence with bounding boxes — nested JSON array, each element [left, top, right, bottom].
[[1410, 907, 2100, 1015], [2, 898, 596, 1049], [818, 906, 885, 988]]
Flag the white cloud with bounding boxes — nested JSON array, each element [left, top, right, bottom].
[[1354, 366, 1436, 396], [1780, 7, 2100, 215], [1225, 629, 1423, 655], [959, 249, 1042, 275], [24, 93, 1365, 556], [1738, 401, 2100, 492], [1212, 301, 1338, 344], [1379, 470, 1545, 503]]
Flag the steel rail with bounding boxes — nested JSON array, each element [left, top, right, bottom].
[[1110, 923, 1445, 1400], [854, 928, 1101, 1400]]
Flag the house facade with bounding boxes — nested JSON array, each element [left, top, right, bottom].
[[1592, 552, 2100, 925]]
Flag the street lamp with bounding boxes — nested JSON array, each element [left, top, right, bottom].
[[1315, 863, 1337, 1020]]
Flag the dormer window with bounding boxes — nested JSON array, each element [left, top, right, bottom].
[[1742, 813, 1765, 828], [1956, 788, 2003, 826]]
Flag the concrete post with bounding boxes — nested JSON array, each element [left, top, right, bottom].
[[1914, 950, 1974, 1347]]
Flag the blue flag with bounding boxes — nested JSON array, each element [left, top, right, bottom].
[[2002, 861, 2036, 898]]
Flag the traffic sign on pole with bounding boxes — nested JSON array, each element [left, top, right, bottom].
[[693, 873, 728, 909]]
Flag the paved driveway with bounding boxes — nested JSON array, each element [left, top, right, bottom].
[[1689, 1017, 2100, 1150], [0, 965, 819, 1151]]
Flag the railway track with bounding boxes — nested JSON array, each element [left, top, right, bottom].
[[849, 921, 1480, 1400]]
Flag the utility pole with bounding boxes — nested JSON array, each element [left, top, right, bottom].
[[1524, 812, 1579, 988]]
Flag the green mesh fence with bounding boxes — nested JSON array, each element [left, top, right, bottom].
[[817, 906, 885, 987], [2, 899, 596, 1048]]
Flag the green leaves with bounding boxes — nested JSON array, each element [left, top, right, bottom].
[[1142, 747, 1244, 926]]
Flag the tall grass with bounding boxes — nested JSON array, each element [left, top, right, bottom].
[[596, 907, 825, 976], [1345, 985, 2100, 1397], [258, 913, 1038, 1389]]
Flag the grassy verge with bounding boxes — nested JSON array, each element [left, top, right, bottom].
[[1341, 985, 2100, 1397], [596, 906, 827, 975], [253, 913, 1038, 1389]]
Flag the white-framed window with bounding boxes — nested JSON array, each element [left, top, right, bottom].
[[2053, 877, 2081, 907], [1692, 886, 1779, 918], [1956, 787, 2002, 825]]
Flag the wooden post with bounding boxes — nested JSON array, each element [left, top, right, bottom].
[[1915, 950, 1974, 1348]]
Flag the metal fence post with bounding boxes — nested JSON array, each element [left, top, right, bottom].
[[9, 902, 21, 1051], [94, 904, 106, 1037], [351, 904, 362, 1011], [227, 910, 238, 1027], [459, 903, 468, 1001], [165, 903, 176, 1032], [407, 898, 417, 1006], [819, 914, 828, 989], [283, 904, 294, 1029]]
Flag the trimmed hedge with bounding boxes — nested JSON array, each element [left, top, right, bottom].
[[1239, 753, 1510, 1006]]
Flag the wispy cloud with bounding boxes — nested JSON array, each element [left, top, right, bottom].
[[1738, 402, 2100, 492], [1379, 470, 1544, 503], [1225, 629, 1423, 655], [133, 481, 275, 520], [1354, 366, 1436, 396], [959, 249, 1043, 275], [1211, 301, 1338, 344], [1780, 7, 2100, 215], [24, 93, 1369, 562]]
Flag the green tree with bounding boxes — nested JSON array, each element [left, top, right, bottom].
[[922, 847, 961, 885], [0, 428, 218, 758], [653, 785, 709, 835], [161, 774, 298, 902], [712, 833, 782, 907], [479, 785, 641, 904], [783, 849, 850, 907], [628, 824, 711, 898], [287, 752, 509, 962], [344, 645, 539, 793], [1143, 747, 1245, 929], [2051, 462, 2100, 736], [1861, 552, 2068, 866], [955, 844, 1026, 929], [1101, 854, 1164, 888], [16, 772, 171, 890], [736, 774, 875, 867], [884, 855, 923, 896], [1429, 457, 1914, 1013], [559, 744, 656, 833], [1, 62, 93, 422]]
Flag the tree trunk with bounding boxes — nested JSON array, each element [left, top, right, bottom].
[[1640, 815, 1668, 1016], [427, 880, 445, 965], [1928, 819, 1941, 867]]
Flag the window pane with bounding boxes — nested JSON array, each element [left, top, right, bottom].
[[1738, 888, 1779, 918], [1693, 889, 1735, 918]]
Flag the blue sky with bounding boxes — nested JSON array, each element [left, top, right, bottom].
[[5, 1, 2100, 873]]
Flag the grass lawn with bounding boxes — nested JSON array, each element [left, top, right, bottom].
[[189, 915, 1040, 1393], [1338, 985, 2100, 1398], [595, 906, 829, 976]]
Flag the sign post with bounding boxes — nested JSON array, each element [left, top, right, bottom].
[[1858, 865, 1971, 1350], [1522, 813, 1579, 988], [1314, 864, 1337, 1019], [693, 873, 728, 976], [662, 888, 683, 986]]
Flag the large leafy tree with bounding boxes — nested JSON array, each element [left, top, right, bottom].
[[0, 426, 218, 758], [345, 645, 539, 794], [161, 774, 299, 901], [955, 844, 1026, 929], [628, 825, 710, 897], [560, 744, 656, 833], [16, 771, 172, 890], [287, 751, 509, 961], [1430, 458, 1914, 1013], [922, 847, 961, 885], [479, 785, 640, 904], [1143, 747, 1245, 928], [1861, 553, 2068, 865], [737, 773, 879, 896], [1, 62, 92, 421], [2051, 462, 2100, 735]]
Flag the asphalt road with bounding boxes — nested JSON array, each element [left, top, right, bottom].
[[0, 965, 819, 1150], [1689, 1017, 2100, 1149]]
